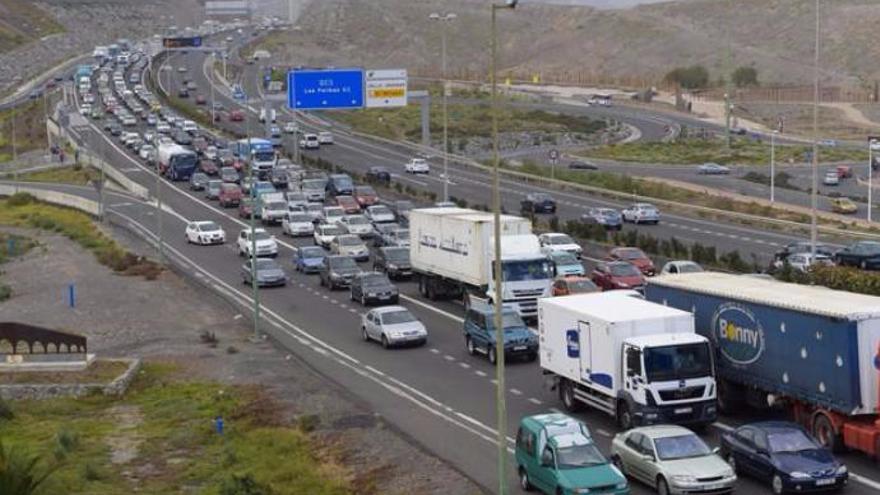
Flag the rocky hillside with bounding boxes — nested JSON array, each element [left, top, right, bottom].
[[262, 0, 878, 87]]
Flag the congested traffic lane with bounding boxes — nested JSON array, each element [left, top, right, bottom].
[[177, 48, 843, 266], [63, 48, 880, 494]]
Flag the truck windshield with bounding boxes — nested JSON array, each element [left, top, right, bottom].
[[172, 154, 197, 169], [498, 259, 553, 282], [556, 443, 607, 469], [643, 342, 711, 382], [253, 151, 275, 162]]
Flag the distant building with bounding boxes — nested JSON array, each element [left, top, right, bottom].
[[205, 0, 253, 19]]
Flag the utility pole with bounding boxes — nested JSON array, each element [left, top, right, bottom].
[[156, 149, 164, 262], [810, 0, 820, 259], [430, 12, 457, 202], [246, 91, 261, 342], [11, 102, 17, 192], [724, 0, 733, 150], [491, 3, 517, 493], [211, 53, 216, 124], [770, 130, 776, 203], [869, 140, 874, 223]]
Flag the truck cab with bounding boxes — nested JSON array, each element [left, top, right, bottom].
[[463, 303, 538, 365], [516, 414, 629, 495], [489, 235, 554, 318]]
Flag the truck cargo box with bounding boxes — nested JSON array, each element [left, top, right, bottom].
[[410, 208, 533, 287], [646, 272, 880, 416]]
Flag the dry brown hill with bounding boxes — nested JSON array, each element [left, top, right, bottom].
[[0, 0, 63, 53], [259, 0, 880, 88]]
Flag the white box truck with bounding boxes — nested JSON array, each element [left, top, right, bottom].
[[539, 292, 717, 429], [409, 207, 553, 318]]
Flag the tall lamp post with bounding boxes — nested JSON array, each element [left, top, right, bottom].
[[491, 2, 517, 493], [429, 11, 457, 202], [770, 130, 777, 203], [245, 90, 261, 342], [869, 138, 876, 223], [810, 0, 820, 258]]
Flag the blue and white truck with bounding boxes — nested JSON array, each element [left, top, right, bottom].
[[646, 272, 880, 458], [231, 138, 276, 173], [539, 292, 717, 429], [157, 143, 198, 181]]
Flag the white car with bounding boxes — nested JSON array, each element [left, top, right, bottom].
[[361, 306, 427, 348], [182, 120, 198, 134], [338, 215, 373, 237], [660, 260, 704, 275], [283, 121, 298, 134], [318, 131, 334, 144], [322, 206, 345, 225], [237, 228, 278, 258], [79, 104, 92, 116], [282, 212, 315, 237], [185, 221, 225, 245], [538, 233, 583, 258], [313, 223, 345, 249], [138, 144, 156, 161], [299, 133, 320, 149], [622, 203, 661, 224], [155, 121, 170, 133], [823, 171, 840, 186], [365, 205, 396, 224], [405, 158, 430, 174], [331, 234, 370, 261], [773, 252, 833, 273]]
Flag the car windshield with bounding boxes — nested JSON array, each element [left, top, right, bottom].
[[532, 193, 552, 201], [252, 231, 271, 241], [290, 214, 312, 223], [384, 248, 409, 262], [616, 248, 645, 260], [307, 205, 323, 213], [347, 216, 369, 225], [597, 209, 617, 217], [555, 443, 607, 469], [325, 207, 343, 217], [332, 176, 353, 189], [361, 274, 390, 287], [370, 206, 392, 215], [302, 180, 324, 190], [608, 263, 640, 277], [552, 252, 579, 265], [499, 259, 554, 282], [857, 242, 880, 255], [548, 235, 574, 245], [676, 263, 703, 273], [198, 222, 219, 231], [338, 236, 362, 246], [300, 247, 324, 258], [329, 257, 358, 269], [382, 310, 415, 325], [568, 279, 598, 292], [644, 342, 712, 382], [356, 186, 376, 196], [654, 434, 712, 460], [767, 430, 819, 453], [486, 312, 527, 332], [255, 259, 277, 270], [266, 201, 286, 210], [208, 180, 222, 189], [321, 226, 344, 235]]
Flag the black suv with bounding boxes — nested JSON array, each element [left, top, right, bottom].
[[366, 166, 391, 184], [520, 193, 557, 214], [350, 272, 399, 306], [318, 255, 362, 290], [373, 246, 412, 279]]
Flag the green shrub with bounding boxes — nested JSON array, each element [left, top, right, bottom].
[[6, 193, 35, 207], [0, 284, 10, 302], [0, 398, 13, 421], [219, 473, 274, 495]]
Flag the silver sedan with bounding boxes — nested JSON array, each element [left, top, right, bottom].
[[610, 425, 736, 495], [361, 306, 427, 348]]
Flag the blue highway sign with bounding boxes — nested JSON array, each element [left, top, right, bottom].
[[288, 69, 364, 110]]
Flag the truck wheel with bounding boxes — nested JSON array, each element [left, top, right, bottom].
[[560, 380, 580, 412], [617, 402, 633, 430], [812, 413, 844, 453], [518, 467, 533, 492], [488, 346, 497, 365]]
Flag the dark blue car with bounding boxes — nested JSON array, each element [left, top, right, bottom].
[[293, 246, 326, 274], [581, 207, 623, 230], [720, 421, 847, 494]]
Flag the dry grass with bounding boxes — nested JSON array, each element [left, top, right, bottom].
[[0, 359, 130, 385], [0, 0, 64, 54]]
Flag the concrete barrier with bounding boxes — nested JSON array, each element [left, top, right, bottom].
[[0, 184, 100, 216]]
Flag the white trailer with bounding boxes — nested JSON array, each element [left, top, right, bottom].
[[409, 207, 552, 318], [539, 292, 717, 429]]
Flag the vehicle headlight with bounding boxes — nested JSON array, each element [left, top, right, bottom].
[[615, 482, 628, 490], [790, 471, 811, 479], [573, 489, 591, 495], [645, 412, 658, 420], [672, 474, 697, 483], [367, 292, 377, 298], [836, 465, 847, 475], [387, 264, 398, 270], [723, 468, 735, 478]]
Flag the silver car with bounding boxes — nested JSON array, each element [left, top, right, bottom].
[[611, 425, 736, 495], [361, 306, 427, 348]]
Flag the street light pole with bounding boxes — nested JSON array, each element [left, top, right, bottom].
[[211, 53, 216, 124], [770, 131, 776, 203], [869, 142, 873, 223], [491, 3, 516, 494], [810, 0, 820, 259], [430, 12, 457, 202], [246, 92, 261, 342]]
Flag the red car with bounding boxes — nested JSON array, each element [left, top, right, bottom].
[[591, 261, 646, 291], [230, 110, 245, 122], [199, 159, 219, 176], [336, 195, 361, 214], [195, 95, 207, 105], [353, 186, 379, 207], [218, 183, 242, 208], [238, 198, 256, 219], [607, 247, 655, 276]]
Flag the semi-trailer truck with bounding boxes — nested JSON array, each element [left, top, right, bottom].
[[646, 272, 880, 458], [157, 143, 198, 181], [539, 292, 717, 429], [409, 208, 553, 319]]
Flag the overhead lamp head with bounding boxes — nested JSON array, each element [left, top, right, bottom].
[[506, 0, 518, 8]]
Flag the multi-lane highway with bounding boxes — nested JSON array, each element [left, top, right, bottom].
[[32, 26, 880, 495]]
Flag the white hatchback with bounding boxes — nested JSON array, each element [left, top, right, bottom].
[[186, 221, 226, 245]]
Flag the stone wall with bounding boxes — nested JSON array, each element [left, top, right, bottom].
[[0, 357, 141, 400]]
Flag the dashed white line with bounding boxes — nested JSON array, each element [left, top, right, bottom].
[[510, 388, 523, 396], [528, 398, 542, 405], [430, 348, 441, 354], [458, 362, 471, 369], [444, 355, 456, 362], [475, 370, 487, 377]]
